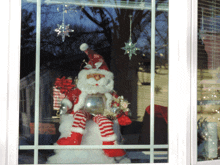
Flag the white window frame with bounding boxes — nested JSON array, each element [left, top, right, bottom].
[[0, 0, 201, 165]]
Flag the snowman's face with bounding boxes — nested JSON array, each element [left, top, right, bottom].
[[77, 69, 114, 94], [87, 73, 105, 81]]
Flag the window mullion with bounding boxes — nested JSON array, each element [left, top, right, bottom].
[[34, 0, 41, 164], [42, 0, 169, 11], [19, 144, 169, 150], [150, 0, 156, 163]]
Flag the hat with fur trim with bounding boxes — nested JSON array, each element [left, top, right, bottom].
[[80, 43, 109, 71]]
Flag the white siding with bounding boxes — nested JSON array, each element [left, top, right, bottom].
[[137, 66, 168, 122]]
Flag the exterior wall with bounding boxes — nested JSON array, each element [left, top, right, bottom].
[[197, 68, 220, 138], [202, 33, 220, 69], [137, 66, 168, 122], [19, 69, 56, 136], [20, 72, 35, 136], [19, 68, 79, 136]]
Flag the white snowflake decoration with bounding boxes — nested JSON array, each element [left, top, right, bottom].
[[54, 4, 75, 42], [54, 23, 74, 42], [121, 15, 140, 60]]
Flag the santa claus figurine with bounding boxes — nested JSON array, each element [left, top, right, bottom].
[[55, 43, 131, 158]]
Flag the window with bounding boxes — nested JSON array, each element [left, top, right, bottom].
[[193, 0, 220, 164], [1, 0, 196, 165], [19, 0, 170, 163]]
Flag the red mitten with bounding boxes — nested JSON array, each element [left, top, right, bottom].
[[117, 113, 132, 126]]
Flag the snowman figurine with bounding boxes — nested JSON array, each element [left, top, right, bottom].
[[47, 43, 131, 164]]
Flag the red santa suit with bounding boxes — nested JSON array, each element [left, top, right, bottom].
[[56, 43, 126, 157]]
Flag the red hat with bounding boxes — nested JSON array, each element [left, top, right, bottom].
[[80, 43, 109, 71]]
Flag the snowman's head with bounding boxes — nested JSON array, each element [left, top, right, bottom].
[[77, 68, 114, 94], [78, 43, 114, 94]]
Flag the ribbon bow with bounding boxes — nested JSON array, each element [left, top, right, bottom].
[[54, 76, 75, 96]]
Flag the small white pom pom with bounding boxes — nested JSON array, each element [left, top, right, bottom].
[[80, 43, 89, 51]]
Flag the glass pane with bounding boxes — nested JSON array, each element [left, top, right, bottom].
[[38, 150, 55, 164], [197, 0, 220, 161], [154, 149, 168, 163], [20, 0, 169, 164], [19, 150, 34, 164], [19, 2, 36, 145], [125, 149, 168, 163], [19, 150, 50, 164]]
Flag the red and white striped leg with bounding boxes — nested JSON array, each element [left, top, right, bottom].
[[93, 115, 126, 157], [57, 110, 91, 145]]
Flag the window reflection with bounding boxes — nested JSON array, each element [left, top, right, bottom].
[[197, 0, 220, 161]]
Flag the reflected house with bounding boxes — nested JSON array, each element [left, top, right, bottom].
[[197, 28, 220, 139], [197, 6, 220, 157], [19, 49, 85, 139], [199, 29, 220, 70], [122, 62, 169, 144], [19, 67, 60, 143], [137, 64, 168, 122], [19, 66, 78, 144]]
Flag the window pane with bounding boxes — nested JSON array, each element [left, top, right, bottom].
[[19, 0, 37, 145], [154, 149, 168, 163], [197, 0, 220, 161], [125, 149, 168, 163], [19, 150, 34, 164], [19, 150, 50, 164], [20, 0, 169, 164]]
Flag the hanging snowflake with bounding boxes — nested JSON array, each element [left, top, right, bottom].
[[121, 15, 140, 60], [54, 4, 74, 42], [121, 38, 140, 60], [54, 23, 74, 42]]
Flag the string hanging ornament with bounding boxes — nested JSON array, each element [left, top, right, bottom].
[[121, 15, 140, 60], [54, 4, 75, 42]]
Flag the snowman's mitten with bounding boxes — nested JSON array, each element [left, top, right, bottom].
[[61, 98, 73, 110]]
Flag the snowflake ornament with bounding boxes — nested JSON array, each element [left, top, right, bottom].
[[54, 23, 74, 42], [54, 4, 74, 42], [121, 38, 140, 60], [121, 15, 140, 60]]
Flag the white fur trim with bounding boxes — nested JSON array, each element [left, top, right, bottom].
[[105, 93, 113, 109], [61, 98, 73, 109], [58, 114, 74, 138], [80, 43, 89, 51], [84, 64, 92, 69], [78, 68, 113, 80], [71, 127, 85, 134], [100, 134, 117, 141], [73, 92, 88, 112], [95, 62, 103, 69]]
